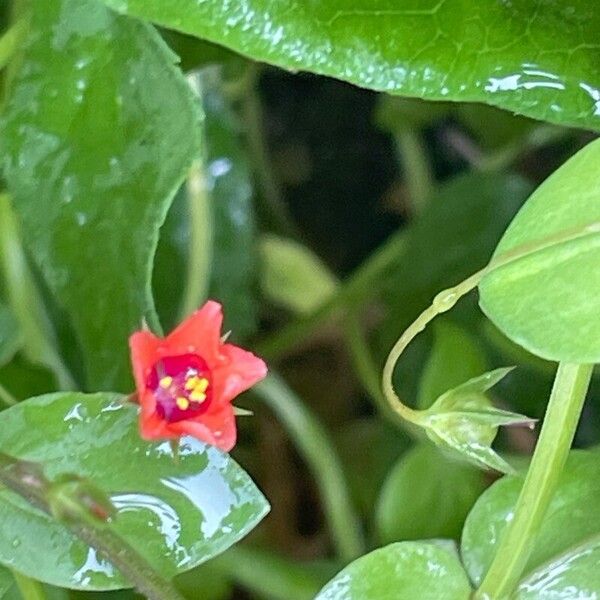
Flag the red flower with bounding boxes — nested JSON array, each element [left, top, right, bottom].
[[129, 301, 267, 452]]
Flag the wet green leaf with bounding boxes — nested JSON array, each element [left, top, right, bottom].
[[102, 0, 600, 131], [0, 0, 201, 391], [462, 450, 600, 598], [479, 138, 600, 363], [376, 444, 485, 543], [0, 304, 20, 367], [315, 541, 472, 600], [0, 393, 269, 590], [420, 368, 534, 473], [260, 234, 339, 315]]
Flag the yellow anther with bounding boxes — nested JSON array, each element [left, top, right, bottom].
[[159, 376, 173, 389], [190, 390, 207, 403], [184, 375, 200, 391], [176, 396, 190, 410], [196, 378, 209, 393]]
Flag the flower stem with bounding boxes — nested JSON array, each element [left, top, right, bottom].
[[0, 20, 25, 71], [0, 453, 185, 600], [11, 570, 46, 600], [255, 374, 364, 562], [474, 362, 593, 600]]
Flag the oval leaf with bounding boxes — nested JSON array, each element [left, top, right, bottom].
[[102, 0, 600, 131], [462, 450, 600, 597], [0, 393, 269, 590], [315, 541, 472, 600], [376, 444, 485, 543], [479, 138, 600, 362], [0, 0, 202, 391]]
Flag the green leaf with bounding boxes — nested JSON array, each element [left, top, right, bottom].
[[420, 368, 535, 473], [315, 541, 472, 600], [479, 138, 600, 363], [0, 304, 20, 367], [0, 393, 269, 590], [418, 320, 488, 410], [0, 0, 202, 391], [102, 0, 600, 131], [462, 449, 600, 598], [260, 234, 339, 315], [376, 444, 485, 543]]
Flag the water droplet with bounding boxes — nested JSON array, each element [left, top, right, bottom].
[[75, 212, 87, 226], [11, 537, 21, 548], [433, 288, 458, 313]]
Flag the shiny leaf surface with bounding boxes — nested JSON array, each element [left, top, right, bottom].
[[315, 541, 472, 599], [0, 393, 269, 590], [479, 138, 600, 363], [462, 450, 600, 597], [0, 0, 201, 391], [102, 0, 600, 130]]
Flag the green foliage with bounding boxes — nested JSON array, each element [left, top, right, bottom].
[[376, 444, 484, 543], [462, 450, 600, 597], [0, 303, 19, 366], [102, 0, 600, 130], [315, 542, 472, 600], [0, 0, 201, 391], [0, 393, 269, 589], [0, 568, 12, 599], [480, 138, 600, 363], [260, 234, 339, 315]]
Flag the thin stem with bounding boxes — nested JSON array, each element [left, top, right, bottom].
[[11, 570, 46, 600], [256, 230, 409, 360], [255, 374, 364, 562], [394, 129, 434, 215], [0, 194, 75, 389], [0, 381, 18, 406], [0, 453, 185, 600], [475, 363, 593, 599], [0, 20, 25, 70], [178, 158, 213, 320]]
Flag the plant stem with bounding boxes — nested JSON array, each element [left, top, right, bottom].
[[256, 229, 409, 360], [0, 381, 17, 406], [11, 570, 46, 600], [0, 20, 25, 70], [255, 374, 363, 562], [475, 362, 593, 600], [0, 453, 185, 600], [394, 129, 434, 215], [0, 194, 75, 390]]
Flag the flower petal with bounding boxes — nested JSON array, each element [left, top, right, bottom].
[[165, 300, 223, 362], [214, 343, 268, 404], [129, 330, 162, 394], [169, 404, 237, 451]]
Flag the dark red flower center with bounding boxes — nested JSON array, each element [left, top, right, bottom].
[[146, 354, 213, 423]]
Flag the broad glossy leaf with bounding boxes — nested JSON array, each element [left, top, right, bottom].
[[0, 304, 20, 367], [315, 541, 471, 600], [260, 234, 339, 315], [376, 444, 484, 543], [479, 138, 600, 363], [462, 449, 600, 597], [102, 0, 600, 131], [0, 0, 201, 390], [0, 393, 269, 590]]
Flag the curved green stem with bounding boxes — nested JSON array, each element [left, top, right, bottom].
[[381, 219, 600, 426], [0, 20, 26, 70], [0, 381, 17, 407], [475, 362, 593, 599], [0, 453, 184, 600], [255, 374, 363, 562], [0, 194, 75, 389]]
